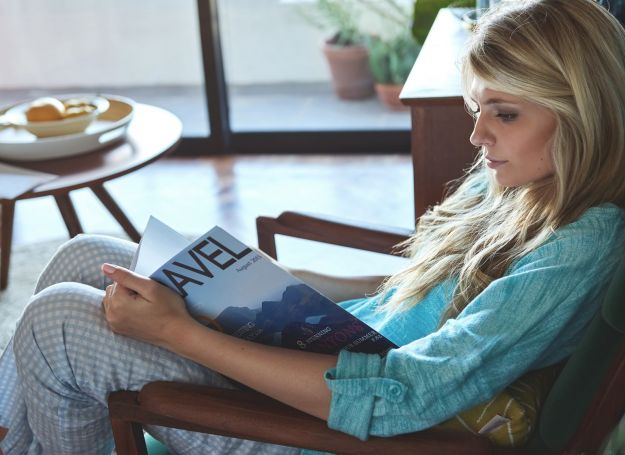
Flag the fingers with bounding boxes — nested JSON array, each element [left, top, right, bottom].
[[102, 284, 111, 313], [102, 284, 116, 318], [101, 263, 155, 298]]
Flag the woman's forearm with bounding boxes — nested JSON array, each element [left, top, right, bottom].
[[165, 318, 336, 421]]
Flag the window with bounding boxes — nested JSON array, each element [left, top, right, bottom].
[[0, 0, 411, 155]]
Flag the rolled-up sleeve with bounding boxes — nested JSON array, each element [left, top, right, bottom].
[[324, 351, 406, 440], [323, 214, 624, 440]]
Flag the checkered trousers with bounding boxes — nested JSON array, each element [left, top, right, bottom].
[[0, 234, 300, 455]]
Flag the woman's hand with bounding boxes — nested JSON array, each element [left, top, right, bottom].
[[101, 263, 195, 350]]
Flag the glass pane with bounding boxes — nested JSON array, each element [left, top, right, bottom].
[[0, 0, 209, 137], [217, 0, 412, 132]]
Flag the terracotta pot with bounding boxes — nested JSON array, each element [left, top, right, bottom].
[[374, 83, 409, 111], [322, 42, 374, 100]]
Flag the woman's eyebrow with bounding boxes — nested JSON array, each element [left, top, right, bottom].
[[483, 98, 520, 105], [469, 95, 521, 106]]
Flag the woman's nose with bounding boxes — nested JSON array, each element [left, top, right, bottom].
[[469, 115, 494, 148]]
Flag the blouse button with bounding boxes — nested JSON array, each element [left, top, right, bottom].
[[389, 385, 402, 397]]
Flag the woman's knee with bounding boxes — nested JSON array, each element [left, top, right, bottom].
[[35, 234, 137, 293], [49, 234, 106, 263]]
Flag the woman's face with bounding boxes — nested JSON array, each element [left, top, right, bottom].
[[468, 78, 557, 187]]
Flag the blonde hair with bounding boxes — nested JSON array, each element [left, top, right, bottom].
[[381, 0, 625, 321]]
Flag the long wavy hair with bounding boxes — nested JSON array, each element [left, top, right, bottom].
[[380, 0, 625, 321]]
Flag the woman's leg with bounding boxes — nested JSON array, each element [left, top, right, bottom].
[[0, 234, 138, 453], [2, 275, 298, 454], [35, 234, 137, 293]]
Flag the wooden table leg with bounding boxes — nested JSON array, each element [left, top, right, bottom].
[[1, 201, 15, 290], [54, 193, 84, 238], [91, 184, 141, 242]]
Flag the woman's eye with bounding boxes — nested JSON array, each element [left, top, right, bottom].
[[497, 112, 518, 122]]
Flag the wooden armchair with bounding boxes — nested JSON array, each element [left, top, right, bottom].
[[108, 211, 625, 455]]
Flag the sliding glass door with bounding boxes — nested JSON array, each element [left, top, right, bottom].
[[217, 0, 411, 133]]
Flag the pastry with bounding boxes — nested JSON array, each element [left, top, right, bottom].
[[25, 97, 65, 122]]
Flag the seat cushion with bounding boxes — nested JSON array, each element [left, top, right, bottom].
[[437, 364, 562, 447]]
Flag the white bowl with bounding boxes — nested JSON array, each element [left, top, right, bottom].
[[5, 95, 110, 138]]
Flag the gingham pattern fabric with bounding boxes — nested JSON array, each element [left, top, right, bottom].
[[0, 234, 300, 455]]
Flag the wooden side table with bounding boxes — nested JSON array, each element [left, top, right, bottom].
[[0, 104, 182, 290], [400, 8, 477, 219]]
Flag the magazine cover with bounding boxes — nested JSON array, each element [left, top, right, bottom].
[[133, 217, 396, 355]]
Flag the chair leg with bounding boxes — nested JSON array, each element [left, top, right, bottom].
[[110, 418, 148, 455], [0, 201, 15, 290], [109, 391, 148, 455]]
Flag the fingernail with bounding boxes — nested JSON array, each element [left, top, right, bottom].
[[102, 263, 117, 274]]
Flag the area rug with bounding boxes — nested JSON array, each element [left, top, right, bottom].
[[0, 238, 65, 352]]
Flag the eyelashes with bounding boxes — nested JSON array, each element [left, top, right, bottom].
[[496, 112, 518, 122], [468, 108, 518, 122]]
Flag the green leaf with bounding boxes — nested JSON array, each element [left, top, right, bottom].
[[412, 0, 475, 44], [367, 33, 421, 84]]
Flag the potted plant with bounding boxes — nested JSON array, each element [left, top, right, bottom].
[[367, 32, 420, 110], [412, 0, 476, 43], [296, 0, 375, 100], [364, 0, 474, 110], [360, 0, 420, 110]]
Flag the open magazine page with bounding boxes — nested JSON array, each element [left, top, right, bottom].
[[137, 217, 396, 355], [130, 216, 190, 275]]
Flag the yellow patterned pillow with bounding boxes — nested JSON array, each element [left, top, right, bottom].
[[437, 364, 562, 447]]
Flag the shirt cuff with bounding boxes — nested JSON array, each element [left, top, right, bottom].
[[324, 350, 406, 440]]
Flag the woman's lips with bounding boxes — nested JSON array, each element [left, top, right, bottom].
[[486, 156, 507, 169]]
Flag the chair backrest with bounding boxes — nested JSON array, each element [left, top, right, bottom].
[[529, 253, 625, 453]]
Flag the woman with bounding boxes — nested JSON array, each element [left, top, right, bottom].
[[2, 0, 625, 453]]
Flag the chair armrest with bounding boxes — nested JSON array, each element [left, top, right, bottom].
[[108, 382, 508, 455], [256, 211, 413, 259]]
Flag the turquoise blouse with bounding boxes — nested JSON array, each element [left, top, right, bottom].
[[315, 204, 625, 444]]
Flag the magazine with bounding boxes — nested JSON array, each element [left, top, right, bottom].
[[131, 216, 397, 355]]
